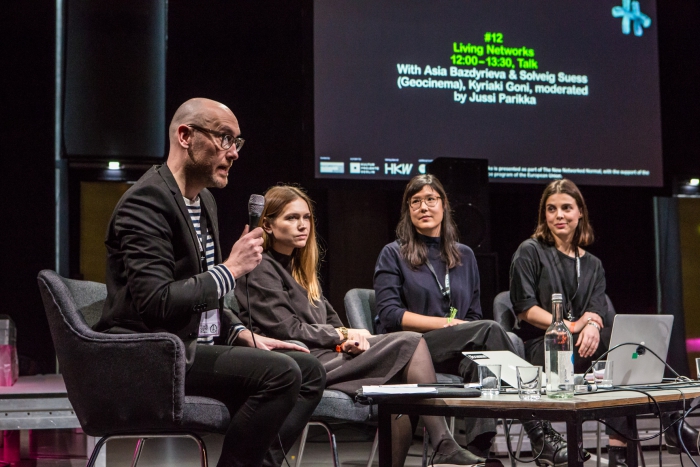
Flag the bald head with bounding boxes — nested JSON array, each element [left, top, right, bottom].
[[166, 98, 241, 199], [168, 98, 236, 146]]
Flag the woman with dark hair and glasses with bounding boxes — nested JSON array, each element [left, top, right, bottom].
[[237, 185, 499, 467], [374, 174, 575, 466], [510, 178, 699, 465]]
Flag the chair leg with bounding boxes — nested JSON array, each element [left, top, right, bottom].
[[501, 420, 513, 467], [366, 428, 379, 467], [422, 426, 430, 467], [637, 441, 646, 467], [295, 424, 311, 467], [130, 438, 146, 467], [310, 421, 340, 467], [86, 433, 208, 467], [516, 420, 525, 458], [186, 433, 209, 467], [449, 416, 456, 434], [596, 422, 602, 467], [86, 436, 110, 467]]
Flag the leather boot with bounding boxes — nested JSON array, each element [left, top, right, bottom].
[[607, 446, 628, 467], [522, 420, 590, 467], [664, 411, 700, 455]]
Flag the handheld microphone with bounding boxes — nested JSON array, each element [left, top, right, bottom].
[[248, 194, 265, 228], [245, 193, 265, 351]]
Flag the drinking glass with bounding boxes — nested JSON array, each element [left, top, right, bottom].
[[478, 364, 501, 397], [517, 366, 542, 400], [594, 360, 613, 388]]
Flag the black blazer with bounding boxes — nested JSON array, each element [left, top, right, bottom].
[[95, 164, 241, 368]]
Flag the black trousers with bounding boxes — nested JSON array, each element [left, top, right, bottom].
[[185, 345, 326, 467], [423, 320, 517, 446], [423, 320, 518, 382]]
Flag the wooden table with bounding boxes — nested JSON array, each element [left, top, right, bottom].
[[377, 386, 700, 467]]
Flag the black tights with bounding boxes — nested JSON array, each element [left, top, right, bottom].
[[391, 338, 463, 467]]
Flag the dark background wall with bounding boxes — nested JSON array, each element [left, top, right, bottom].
[[2, 0, 699, 373]]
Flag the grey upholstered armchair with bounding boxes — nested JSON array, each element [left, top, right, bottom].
[[37, 270, 230, 467]]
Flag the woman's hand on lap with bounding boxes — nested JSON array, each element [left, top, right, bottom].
[[575, 324, 599, 358], [341, 335, 370, 355], [443, 318, 465, 328]]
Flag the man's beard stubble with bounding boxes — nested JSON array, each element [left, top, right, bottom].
[[185, 146, 228, 189]]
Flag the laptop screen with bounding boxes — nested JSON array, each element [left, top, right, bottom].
[[607, 314, 674, 386]]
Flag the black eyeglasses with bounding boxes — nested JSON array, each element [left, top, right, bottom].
[[409, 196, 441, 210], [187, 124, 245, 151]]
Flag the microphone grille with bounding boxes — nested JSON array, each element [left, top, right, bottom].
[[248, 194, 265, 215]]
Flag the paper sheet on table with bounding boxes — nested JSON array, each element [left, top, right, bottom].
[[361, 384, 438, 395]]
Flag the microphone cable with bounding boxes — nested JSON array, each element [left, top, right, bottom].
[[582, 342, 683, 381], [244, 273, 257, 350]]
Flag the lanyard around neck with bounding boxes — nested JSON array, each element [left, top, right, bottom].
[[198, 207, 209, 272], [551, 246, 580, 320], [425, 260, 451, 304]]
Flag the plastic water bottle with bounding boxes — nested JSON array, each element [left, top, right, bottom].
[[544, 293, 574, 398]]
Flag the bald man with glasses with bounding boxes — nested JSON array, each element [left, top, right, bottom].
[[95, 98, 325, 467]]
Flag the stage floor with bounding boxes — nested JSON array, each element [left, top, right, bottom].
[[5, 419, 700, 467]]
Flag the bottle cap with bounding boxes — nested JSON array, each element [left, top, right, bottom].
[[552, 293, 563, 301]]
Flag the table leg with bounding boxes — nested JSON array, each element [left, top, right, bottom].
[[565, 420, 585, 467], [626, 416, 638, 467], [378, 407, 392, 467]]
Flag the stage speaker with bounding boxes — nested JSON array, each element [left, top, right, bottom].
[[62, 0, 166, 159], [427, 158, 490, 252]]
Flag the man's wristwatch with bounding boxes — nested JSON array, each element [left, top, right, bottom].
[[337, 327, 349, 341]]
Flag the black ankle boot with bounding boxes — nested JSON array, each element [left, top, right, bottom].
[[664, 411, 700, 455], [522, 420, 590, 467], [608, 446, 628, 467], [466, 431, 496, 458]]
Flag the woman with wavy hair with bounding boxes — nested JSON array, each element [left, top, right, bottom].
[[236, 185, 498, 467]]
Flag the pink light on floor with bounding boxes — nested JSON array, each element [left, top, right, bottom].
[[686, 338, 700, 353]]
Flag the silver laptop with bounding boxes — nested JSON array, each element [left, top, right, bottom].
[[607, 314, 674, 386], [463, 350, 533, 388]]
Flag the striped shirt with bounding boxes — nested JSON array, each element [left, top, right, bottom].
[[184, 196, 244, 344]]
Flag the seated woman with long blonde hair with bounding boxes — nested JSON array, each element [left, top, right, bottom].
[[236, 185, 500, 467]]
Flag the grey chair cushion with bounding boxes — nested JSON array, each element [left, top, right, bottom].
[[507, 332, 527, 360], [493, 291, 518, 332], [61, 277, 108, 329], [313, 389, 373, 423], [493, 291, 527, 359], [344, 288, 376, 333], [182, 396, 230, 434]]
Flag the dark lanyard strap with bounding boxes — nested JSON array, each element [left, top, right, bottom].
[[425, 260, 451, 305], [550, 247, 580, 320], [198, 207, 209, 272]]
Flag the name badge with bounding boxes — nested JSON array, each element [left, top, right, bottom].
[[198, 309, 220, 337]]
